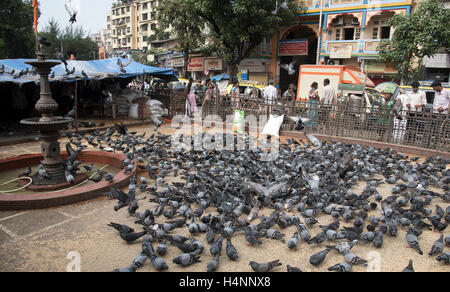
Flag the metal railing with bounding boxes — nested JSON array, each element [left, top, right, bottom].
[[163, 90, 450, 152]]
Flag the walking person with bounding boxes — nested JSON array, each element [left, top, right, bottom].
[[202, 79, 213, 117], [184, 77, 198, 117]]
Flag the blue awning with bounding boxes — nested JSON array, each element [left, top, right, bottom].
[[210, 73, 230, 82], [0, 58, 178, 85]]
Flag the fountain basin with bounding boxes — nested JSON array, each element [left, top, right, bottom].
[[0, 151, 136, 210], [21, 117, 73, 132]]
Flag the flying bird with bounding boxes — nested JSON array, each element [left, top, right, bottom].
[[65, 1, 78, 24], [280, 61, 297, 76]]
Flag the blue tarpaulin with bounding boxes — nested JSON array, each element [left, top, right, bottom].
[[210, 73, 230, 82], [0, 58, 178, 85]]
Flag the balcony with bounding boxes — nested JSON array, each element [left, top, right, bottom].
[[297, 0, 412, 11]]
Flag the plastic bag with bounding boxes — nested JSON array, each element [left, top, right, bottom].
[[262, 115, 285, 137], [233, 110, 245, 134]]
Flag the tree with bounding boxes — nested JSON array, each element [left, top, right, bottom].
[[377, 0, 450, 84], [188, 0, 302, 78], [0, 0, 36, 59], [156, 0, 208, 78], [39, 20, 98, 61]]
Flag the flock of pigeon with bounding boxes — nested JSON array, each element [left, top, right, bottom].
[[54, 122, 449, 272]]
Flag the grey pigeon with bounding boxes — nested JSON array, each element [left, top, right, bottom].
[[249, 260, 282, 272], [309, 249, 330, 266], [172, 253, 201, 267], [114, 263, 139, 272], [428, 235, 444, 256], [288, 232, 299, 249], [435, 252, 450, 265], [406, 228, 423, 255], [344, 251, 368, 266], [328, 262, 353, 272], [401, 260, 414, 272], [226, 238, 239, 261], [207, 254, 221, 272], [287, 265, 302, 272], [156, 239, 167, 256]]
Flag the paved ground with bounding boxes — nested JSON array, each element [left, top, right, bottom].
[[0, 123, 449, 272]]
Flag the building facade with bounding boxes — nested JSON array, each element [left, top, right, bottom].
[[259, 0, 415, 91], [108, 0, 176, 57]]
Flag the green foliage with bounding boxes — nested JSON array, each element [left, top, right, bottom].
[[377, 0, 450, 83], [39, 20, 98, 61], [0, 0, 36, 59], [132, 48, 163, 66], [189, 0, 303, 77], [156, 0, 208, 77]]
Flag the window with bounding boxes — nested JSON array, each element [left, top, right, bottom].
[[143, 3, 148, 10], [354, 28, 361, 40], [344, 28, 354, 40], [380, 26, 391, 39], [372, 27, 379, 39], [142, 13, 148, 20], [127, 27, 131, 33], [143, 36, 148, 42], [151, 24, 156, 31], [128, 37, 131, 43], [127, 7, 130, 12], [142, 24, 148, 32], [335, 28, 341, 41], [151, 12, 156, 19]]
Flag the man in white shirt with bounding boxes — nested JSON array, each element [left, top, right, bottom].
[[319, 79, 335, 126], [406, 81, 427, 112], [432, 81, 449, 115], [321, 79, 336, 106], [405, 81, 427, 143], [264, 80, 278, 105]]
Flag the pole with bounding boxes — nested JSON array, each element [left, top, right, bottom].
[[316, 0, 324, 65], [75, 81, 79, 134]]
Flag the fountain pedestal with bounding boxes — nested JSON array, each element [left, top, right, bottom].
[[20, 52, 73, 185]]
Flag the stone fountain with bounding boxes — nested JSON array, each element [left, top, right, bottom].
[[21, 52, 73, 185]]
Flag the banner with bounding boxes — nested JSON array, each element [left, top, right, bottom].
[[188, 57, 203, 71], [233, 110, 245, 134], [278, 39, 308, 56], [329, 44, 353, 59]]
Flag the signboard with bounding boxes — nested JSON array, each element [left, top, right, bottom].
[[330, 44, 353, 59], [171, 57, 185, 68], [364, 61, 396, 74], [278, 39, 308, 56], [188, 57, 203, 71], [239, 58, 269, 73], [424, 54, 450, 68], [204, 58, 223, 71], [338, 83, 365, 92], [241, 70, 249, 81]]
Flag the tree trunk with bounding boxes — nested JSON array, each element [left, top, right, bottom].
[[183, 53, 190, 79], [229, 64, 238, 82]]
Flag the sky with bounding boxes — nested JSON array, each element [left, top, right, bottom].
[[38, 0, 114, 35]]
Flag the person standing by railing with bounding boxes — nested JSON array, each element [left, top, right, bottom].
[[429, 81, 449, 147], [393, 89, 409, 142], [405, 81, 427, 143], [306, 82, 320, 129], [319, 79, 336, 129], [264, 80, 278, 115], [231, 80, 240, 110]]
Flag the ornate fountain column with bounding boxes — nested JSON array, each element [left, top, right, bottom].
[[21, 52, 73, 185]]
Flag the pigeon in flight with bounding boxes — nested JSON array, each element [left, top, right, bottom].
[[65, 1, 78, 24], [280, 61, 297, 76]]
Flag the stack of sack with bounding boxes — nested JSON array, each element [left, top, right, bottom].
[[146, 99, 169, 126], [103, 88, 142, 118]]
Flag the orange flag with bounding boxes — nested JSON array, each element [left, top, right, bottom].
[[32, 0, 38, 33]]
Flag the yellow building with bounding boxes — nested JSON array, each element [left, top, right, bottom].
[[255, 0, 414, 91]]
